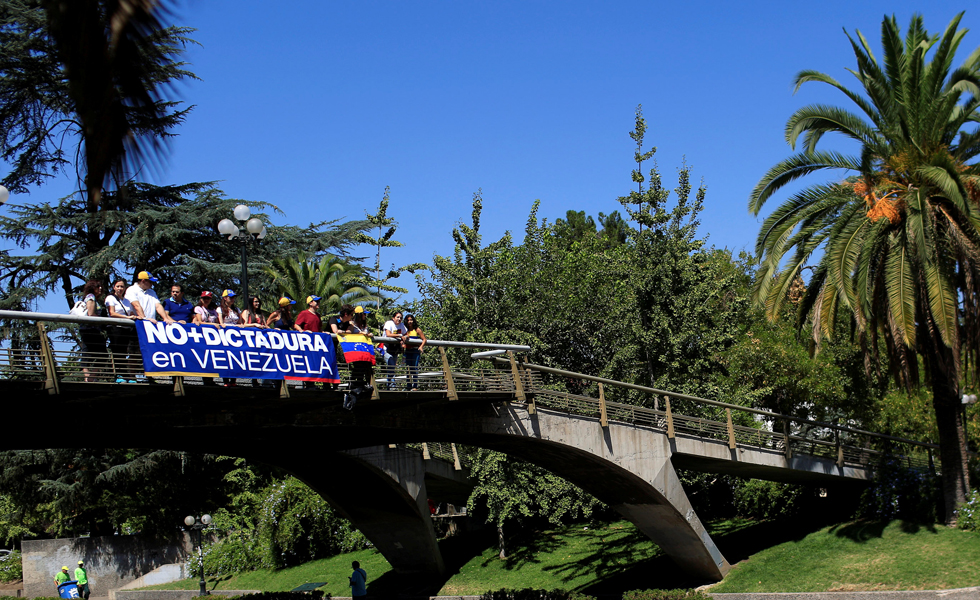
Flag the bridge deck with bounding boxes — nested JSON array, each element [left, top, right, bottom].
[[0, 336, 936, 479]]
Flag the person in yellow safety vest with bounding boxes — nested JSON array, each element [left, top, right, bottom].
[[54, 566, 70, 588], [75, 561, 90, 600]]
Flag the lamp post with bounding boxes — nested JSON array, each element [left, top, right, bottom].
[[184, 514, 212, 596], [217, 205, 266, 299]]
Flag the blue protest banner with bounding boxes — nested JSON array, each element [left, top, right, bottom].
[[134, 321, 340, 383]]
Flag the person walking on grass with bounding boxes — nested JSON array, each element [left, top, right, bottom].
[[349, 560, 367, 598]]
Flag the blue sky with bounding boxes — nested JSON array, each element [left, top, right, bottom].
[[4, 0, 978, 305]]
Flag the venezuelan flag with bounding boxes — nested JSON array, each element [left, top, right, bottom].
[[340, 333, 376, 365]]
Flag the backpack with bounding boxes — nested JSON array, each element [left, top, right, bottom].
[[70, 299, 89, 317]]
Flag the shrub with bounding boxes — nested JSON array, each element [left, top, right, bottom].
[[856, 455, 940, 522], [957, 488, 980, 531], [478, 590, 593, 600], [0, 550, 21, 582], [188, 476, 370, 576], [622, 590, 712, 600], [733, 480, 805, 520], [256, 477, 368, 569], [199, 535, 262, 577]]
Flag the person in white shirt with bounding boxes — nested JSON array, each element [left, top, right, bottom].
[[125, 271, 173, 323], [382, 311, 407, 389], [105, 278, 139, 382]]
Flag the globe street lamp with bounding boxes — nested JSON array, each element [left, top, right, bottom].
[[217, 205, 266, 299], [184, 514, 212, 596], [0, 185, 9, 205]]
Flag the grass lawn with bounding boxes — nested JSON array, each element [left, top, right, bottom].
[[142, 519, 758, 596], [142, 518, 980, 596], [711, 520, 980, 593]]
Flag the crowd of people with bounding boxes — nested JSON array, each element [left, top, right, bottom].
[[72, 271, 429, 393]]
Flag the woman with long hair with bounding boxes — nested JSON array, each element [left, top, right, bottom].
[[193, 291, 219, 325], [78, 279, 106, 382], [241, 296, 268, 328], [241, 296, 270, 387], [193, 291, 219, 385], [217, 289, 242, 327], [267, 297, 296, 330], [104, 278, 139, 382], [402, 314, 427, 391]]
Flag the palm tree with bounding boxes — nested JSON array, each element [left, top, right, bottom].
[[38, 0, 192, 213], [263, 252, 373, 317], [749, 13, 980, 523]]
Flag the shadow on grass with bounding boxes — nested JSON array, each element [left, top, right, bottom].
[[364, 516, 859, 597], [710, 518, 829, 565], [828, 519, 937, 542], [364, 528, 501, 597], [575, 518, 833, 596], [483, 527, 588, 571]]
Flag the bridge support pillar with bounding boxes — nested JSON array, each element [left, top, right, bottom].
[[320, 446, 445, 575], [482, 404, 730, 581]]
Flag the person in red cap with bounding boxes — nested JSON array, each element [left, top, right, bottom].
[[193, 291, 219, 325], [193, 291, 219, 386]]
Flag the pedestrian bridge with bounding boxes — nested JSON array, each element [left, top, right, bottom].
[[0, 312, 936, 582]]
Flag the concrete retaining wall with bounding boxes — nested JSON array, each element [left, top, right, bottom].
[[22, 534, 188, 599]]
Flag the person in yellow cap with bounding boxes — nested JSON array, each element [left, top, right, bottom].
[[294, 296, 322, 333], [267, 297, 296, 330], [75, 561, 90, 599], [124, 271, 174, 323], [294, 296, 323, 389], [54, 565, 70, 588]]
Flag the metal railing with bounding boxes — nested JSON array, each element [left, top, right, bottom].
[[405, 441, 468, 470], [0, 310, 941, 474], [500, 359, 939, 473], [0, 311, 537, 398]]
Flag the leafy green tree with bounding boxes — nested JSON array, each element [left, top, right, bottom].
[[419, 111, 749, 537], [554, 209, 628, 249], [263, 251, 372, 315], [417, 189, 525, 349], [353, 187, 427, 312], [0, 448, 232, 539], [468, 448, 602, 558], [0, 182, 366, 309], [254, 476, 367, 569], [608, 106, 745, 402], [721, 306, 885, 426], [554, 209, 596, 241], [597, 210, 628, 247], [748, 13, 980, 521]]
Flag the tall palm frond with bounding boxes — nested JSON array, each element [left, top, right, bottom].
[[263, 252, 373, 316], [749, 12, 980, 523], [40, 0, 184, 211]]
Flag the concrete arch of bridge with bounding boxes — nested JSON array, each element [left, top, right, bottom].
[[4, 386, 732, 580], [233, 402, 732, 580]]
